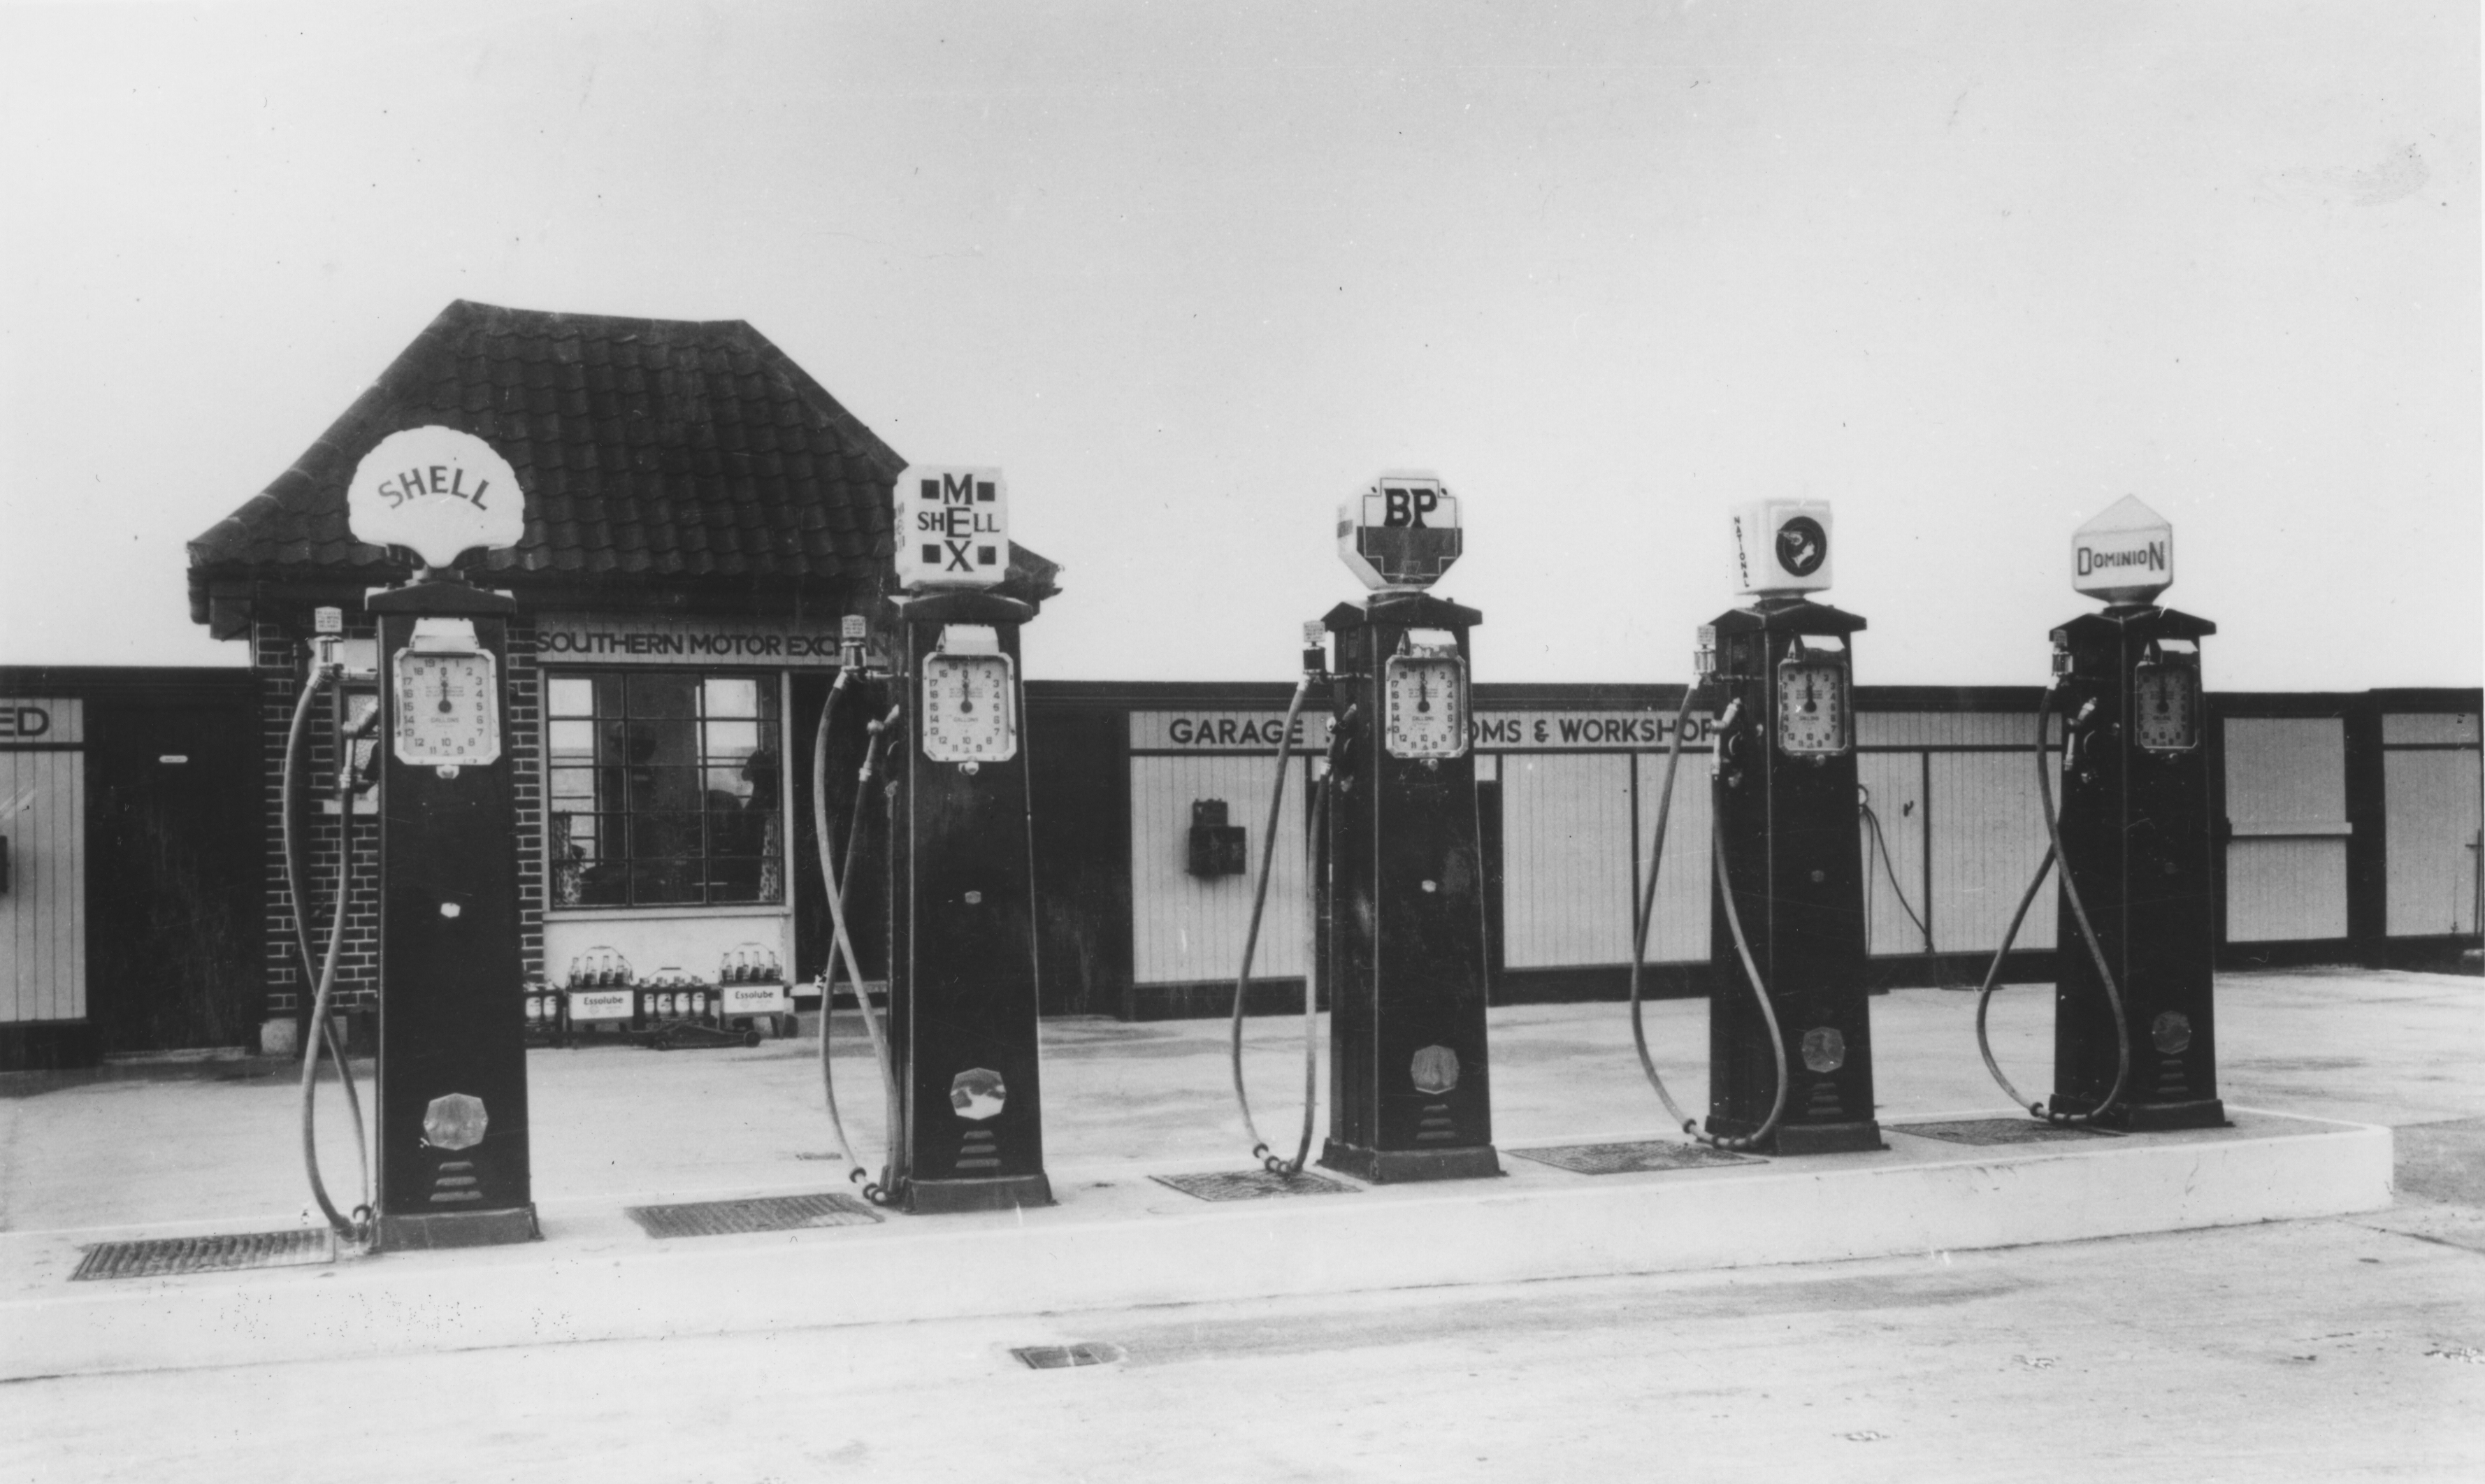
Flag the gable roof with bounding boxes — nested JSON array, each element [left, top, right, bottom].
[[189, 300, 1058, 633]]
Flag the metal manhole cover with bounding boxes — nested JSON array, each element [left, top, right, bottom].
[[1150, 1169, 1362, 1202], [625, 1193, 882, 1239], [1506, 1141, 1763, 1175], [1892, 1118, 2115, 1146], [1012, 1342, 1125, 1369], [72, 1228, 333, 1281]]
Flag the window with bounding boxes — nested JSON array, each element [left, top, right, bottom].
[[546, 672, 782, 908]]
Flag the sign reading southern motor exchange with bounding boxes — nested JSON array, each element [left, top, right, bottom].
[[535, 614, 847, 665], [1131, 709, 1715, 753]]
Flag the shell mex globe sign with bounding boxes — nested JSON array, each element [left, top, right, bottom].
[[347, 426, 527, 569], [895, 466, 1009, 591]]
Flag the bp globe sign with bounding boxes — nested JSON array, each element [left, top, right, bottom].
[[347, 426, 527, 568], [1338, 473, 1462, 591]]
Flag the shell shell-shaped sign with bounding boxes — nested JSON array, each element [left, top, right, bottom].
[[348, 426, 527, 568]]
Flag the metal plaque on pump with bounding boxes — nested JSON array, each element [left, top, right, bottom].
[[2047, 498, 2222, 1130], [346, 425, 536, 1250], [880, 463, 1053, 1213], [1319, 471, 1497, 1184]]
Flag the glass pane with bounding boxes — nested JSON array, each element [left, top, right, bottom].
[[703, 677, 761, 719], [629, 812, 705, 858], [592, 673, 625, 716], [702, 719, 761, 761], [547, 720, 598, 761], [627, 766, 703, 813], [706, 859, 771, 904], [566, 858, 628, 907], [548, 766, 598, 809], [546, 677, 595, 716], [706, 800, 772, 854], [626, 672, 699, 720], [631, 858, 703, 905]]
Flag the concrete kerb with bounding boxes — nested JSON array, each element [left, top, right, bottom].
[[0, 1105, 2389, 1383]]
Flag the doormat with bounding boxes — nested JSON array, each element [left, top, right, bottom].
[[625, 1193, 882, 1239], [1149, 1169, 1362, 1202], [72, 1228, 333, 1281], [1892, 1118, 2115, 1146], [1506, 1141, 1763, 1175]]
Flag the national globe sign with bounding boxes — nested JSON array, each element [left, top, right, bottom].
[[347, 426, 527, 568], [1730, 499, 1836, 597], [2071, 495, 2175, 606], [894, 465, 1009, 591], [1338, 473, 1462, 591]]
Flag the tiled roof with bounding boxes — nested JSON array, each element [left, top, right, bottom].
[[189, 300, 1058, 626]]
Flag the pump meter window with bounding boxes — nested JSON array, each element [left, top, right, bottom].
[[922, 654, 1018, 763], [392, 651, 500, 765], [2133, 662, 2200, 751], [1774, 654, 1850, 756], [1383, 655, 1468, 759]]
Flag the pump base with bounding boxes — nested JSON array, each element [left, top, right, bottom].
[[1320, 1140, 1501, 1184], [377, 1206, 538, 1251], [2103, 1097, 2228, 1133], [1739, 1119, 1885, 1156], [904, 1173, 1055, 1215]]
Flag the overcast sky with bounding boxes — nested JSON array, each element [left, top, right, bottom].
[[1, 1, 2475, 691]]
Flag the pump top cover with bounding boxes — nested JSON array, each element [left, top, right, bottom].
[[1338, 473, 1462, 591], [1730, 500, 1835, 598], [2070, 496, 2174, 606], [895, 466, 1010, 592]]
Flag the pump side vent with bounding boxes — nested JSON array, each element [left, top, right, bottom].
[[1892, 1119, 2116, 1146], [71, 1228, 334, 1281], [1507, 1141, 1762, 1175], [624, 1193, 881, 1239]]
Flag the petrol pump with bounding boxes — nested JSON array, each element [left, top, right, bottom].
[[826, 465, 1052, 1214], [1973, 497, 2221, 1130], [1684, 503, 1880, 1155], [1311, 474, 1497, 1183], [284, 425, 537, 1251]]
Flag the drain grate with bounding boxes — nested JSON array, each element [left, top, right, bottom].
[[1150, 1169, 1362, 1202], [1892, 1118, 2115, 1146], [72, 1228, 333, 1282], [1012, 1342, 1125, 1369], [1507, 1141, 1762, 1175], [625, 1193, 882, 1239]]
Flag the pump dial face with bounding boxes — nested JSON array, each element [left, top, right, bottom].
[[921, 654, 1018, 763], [1383, 656, 1468, 759], [2133, 662, 2200, 751], [391, 650, 500, 765], [1774, 658, 1849, 756]]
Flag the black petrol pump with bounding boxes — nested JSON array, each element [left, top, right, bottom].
[[874, 466, 1053, 1213], [1317, 475, 1498, 1183], [2048, 498, 2223, 1130], [345, 425, 538, 1250], [1695, 503, 1882, 1155]]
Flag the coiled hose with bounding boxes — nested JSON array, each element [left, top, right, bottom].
[[280, 661, 373, 1248], [1971, 684, 2132, 1124], [1626, 694, 1789, 1151], [811, 672, 903, 1204], [1227, 677, 1323, 1176]]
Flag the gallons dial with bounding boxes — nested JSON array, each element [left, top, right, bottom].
[[391, 650, 500, 766], [1383, 655, 1468, 759], [2133, 661, 2200, 751], [922, 653, 1018, 763], [1774, 658, 1849, 756]]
